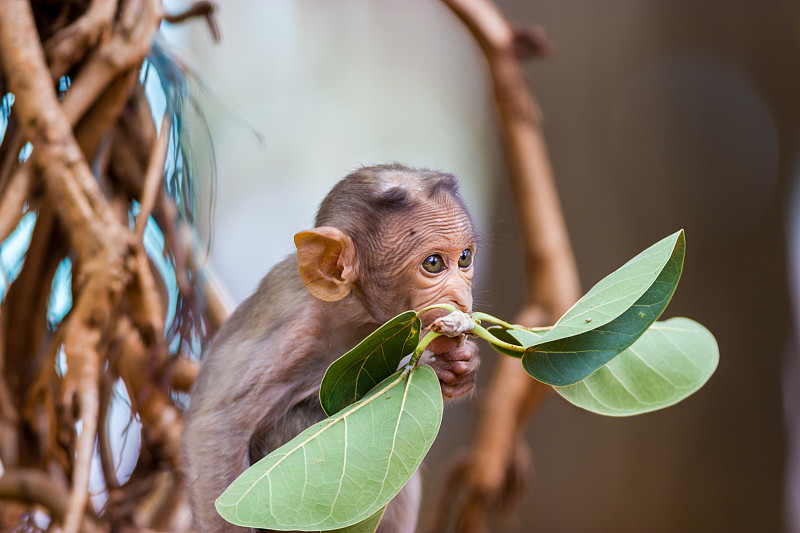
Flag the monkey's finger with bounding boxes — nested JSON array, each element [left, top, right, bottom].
[[433, 367, 459, 384], [445, 359, 478, 377], [434, 360, 479, 385], [427, 334, 461, 355], [435, 342, 478, 362], [437, 350, 480, 375], [441, 380, 476, 400]]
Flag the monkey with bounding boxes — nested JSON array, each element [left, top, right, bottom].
[[183, 164, 479, 533]]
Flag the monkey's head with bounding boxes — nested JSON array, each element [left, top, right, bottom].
[[294, 164, 476, 324]]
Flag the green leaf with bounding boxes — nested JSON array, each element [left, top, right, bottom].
[[217, 365, 443, 531], [329, 506, 385, 533], [320, 311, 420, 416], [521, 230, 685, 386], [556, 318, 718, 416], [533, 230, 684, 345]]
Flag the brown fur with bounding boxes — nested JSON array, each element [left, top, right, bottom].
[[183, 164, 479, 533]]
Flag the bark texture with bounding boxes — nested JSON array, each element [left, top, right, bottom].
[[0, 2, 226, 532]]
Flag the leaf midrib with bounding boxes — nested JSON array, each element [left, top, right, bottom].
[[225, 370, 409, 510], [538, 234, 681, 343], [326, 320, 414, 406]]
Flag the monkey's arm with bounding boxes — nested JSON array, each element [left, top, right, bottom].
[[183, 319, 321, 533], [183, 261, 338, 533]]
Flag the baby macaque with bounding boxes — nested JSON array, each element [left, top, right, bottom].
[[183, 164, 479, 533]]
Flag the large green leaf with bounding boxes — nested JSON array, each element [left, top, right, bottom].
[[330, 506, 385, 533], [320, 311, 420, 416], [532, 230, 684, 345], [217, 365, 442, 531], [556, 318, 718, 416], [521, 231, 685, 386]]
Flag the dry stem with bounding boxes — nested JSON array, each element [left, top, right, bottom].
[[44, 0, 119, 80], [436, 0, 581, 530], [0, 1, 219, 531], [0, 2, 136, 531], [135, 114, 171, 239]]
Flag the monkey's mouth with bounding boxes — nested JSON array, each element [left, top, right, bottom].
[[418, 306, 467, 355]]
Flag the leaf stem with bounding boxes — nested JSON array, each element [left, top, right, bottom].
[[470, 312, 517, 329], [408, 330, 441, 367], [416, 303, 458, 316], [471, 324, 526, 353], [470, 312, 550, 332]]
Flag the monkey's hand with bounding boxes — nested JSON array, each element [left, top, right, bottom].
[[425, 337, 479, 400]]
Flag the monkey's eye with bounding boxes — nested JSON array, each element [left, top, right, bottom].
[[458, 249, 473, 268], [422, 254, 445, 273]]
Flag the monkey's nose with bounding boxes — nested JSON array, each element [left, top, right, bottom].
[[418, 306, 451, 329], [451, 292, 472, 314]]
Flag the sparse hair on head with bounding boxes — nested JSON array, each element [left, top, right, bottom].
[[314, 163, 469, 240]]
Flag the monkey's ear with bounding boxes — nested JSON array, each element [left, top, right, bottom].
[[294, 227, 358, 302]]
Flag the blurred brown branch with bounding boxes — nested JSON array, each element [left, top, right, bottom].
[[0, 1, 228, 532], [434, 1, 581, 532]]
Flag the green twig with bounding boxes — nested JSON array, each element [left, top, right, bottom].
[[416, 303, 458, 316], [407, 330, 442, 368], [471, 324, 526, 353], [470, 311, 550, 332]]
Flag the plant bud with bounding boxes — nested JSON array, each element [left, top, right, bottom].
[[430, 310, 475, 337]]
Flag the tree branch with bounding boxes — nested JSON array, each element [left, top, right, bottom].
[[98, 372, 120, 490], [60, 0, 162, 128], [0, 1, 219, 531], [0, 164, 33, 245], [44, 0, 119, 80], [74, 68, 139, 164], [0, 469, 69, 521], [163, 1, 220, 42], [164, 356, 199, 393], [113, 317, 183, 471], [0, 3, 147, 532], [436, 0, 581, 531], [134, 114, 171, 240]]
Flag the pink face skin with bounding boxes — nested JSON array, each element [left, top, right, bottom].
[[373, 192, 479, 399], [377, 192, 475, 312]]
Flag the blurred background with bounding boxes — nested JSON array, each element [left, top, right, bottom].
[[161, 1, 800, 531]]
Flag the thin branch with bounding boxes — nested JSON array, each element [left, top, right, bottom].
[[0, 126, 24, 193], [164, 356, 199, 393], [436, 0, 582, 530], [0, 469, 69, 521], [3, 202, 66, 403], [74, 68, 140, 164], [98, 373, 120, 490], [113, 318, 183, 471], [0, 469, 106, 533], [0, 164, 32, 245], [0, 3, 148, 532], [0, 318, 19, 468], [183, 225, 233, 332], [163, 1, 221, 42], [131, 471, 187, 530], [44, 0, 119, 80], [60, 0, 162, 128], [135, 114, 171, 240], [61, 320, 101, 533], [21, 321, 65, 471], [128, 246, 168, 358]]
